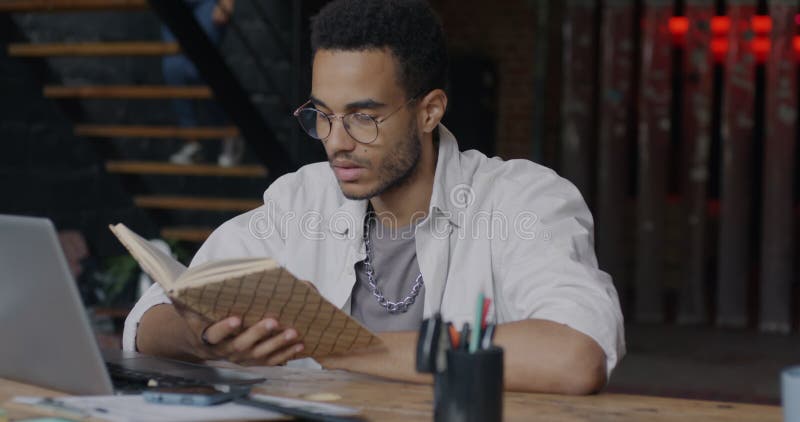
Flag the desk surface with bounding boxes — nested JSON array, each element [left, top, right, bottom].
[[0, 367, 782, 421]]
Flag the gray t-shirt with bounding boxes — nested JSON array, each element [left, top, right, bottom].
[[351, 217, 425, 332]]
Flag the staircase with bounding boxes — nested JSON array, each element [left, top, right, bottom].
[[2, 0, 305, 244]]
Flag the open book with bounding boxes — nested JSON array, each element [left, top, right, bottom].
[[109, 223, 382, 359]]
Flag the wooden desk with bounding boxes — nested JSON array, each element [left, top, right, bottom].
[[0, 367, 782, 421]]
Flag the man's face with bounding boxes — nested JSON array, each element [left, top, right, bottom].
[[311, 49, 422, 200]]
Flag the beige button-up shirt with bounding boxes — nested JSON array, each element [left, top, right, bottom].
[[123, 125, 625, 377]]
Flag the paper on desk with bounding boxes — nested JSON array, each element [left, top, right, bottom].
[[13, 395, 285, 422]]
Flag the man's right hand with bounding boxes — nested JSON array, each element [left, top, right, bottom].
[[137, 304, 304, 366]]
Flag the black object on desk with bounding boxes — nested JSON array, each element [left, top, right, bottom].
[[416, 315, 504, 422], [416, 314, 443, 373], [434, 347, 504, 422]]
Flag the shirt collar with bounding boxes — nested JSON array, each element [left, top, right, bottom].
[[330, 123, 465, 235], [330, 197, 368, 238], [427, 124, 466, 227]]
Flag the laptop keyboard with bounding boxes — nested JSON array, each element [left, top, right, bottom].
[[106, 362, 208, 391]]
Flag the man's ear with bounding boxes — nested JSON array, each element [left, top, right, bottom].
[[418, 89, 448, 134]]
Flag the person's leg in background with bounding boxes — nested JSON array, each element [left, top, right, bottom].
[[161, 0, 243, 166], [162, 51, 203, 164], [162, 16, 203, 164], [198, 0, 244, 167]]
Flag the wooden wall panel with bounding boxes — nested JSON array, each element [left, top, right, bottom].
[[677, 0, 714, 324], [759, 0, 797, 333], [716, 0, 757, 328], [561, 0, 599, 207], [596, 0, 636, 312], [635, 0, 673, 323]]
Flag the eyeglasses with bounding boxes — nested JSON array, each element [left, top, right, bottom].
[[293, 97, 416, 144]]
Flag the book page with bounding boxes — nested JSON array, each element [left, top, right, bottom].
[[109, 223, 186, 289], [177, 258, 280, 288]]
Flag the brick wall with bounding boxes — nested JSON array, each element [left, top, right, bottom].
[[432, 0, 539, 160]]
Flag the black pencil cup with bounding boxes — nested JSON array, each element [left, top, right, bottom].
[[434, 346, 504, 422]]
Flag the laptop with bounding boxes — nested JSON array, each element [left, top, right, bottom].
[[0, 214, 265, 395]]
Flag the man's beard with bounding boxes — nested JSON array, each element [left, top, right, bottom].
[[337, 121, 422, 201]]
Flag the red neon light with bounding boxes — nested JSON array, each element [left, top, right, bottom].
[[711, 38, 729, 61], [795, 13, 800, 26], [711, 16, 731, 35], [750, 37, 771, 62], [751, 15, 772, 34], [668, 16, 690, 36], [793, 35, 800, 55]]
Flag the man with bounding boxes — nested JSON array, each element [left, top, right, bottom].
[[124, 0, 624, 394]]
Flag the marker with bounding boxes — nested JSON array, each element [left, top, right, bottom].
[[447, 322, 459, 349], [469, 292, 484, 353], [481, 298, 492, 329]]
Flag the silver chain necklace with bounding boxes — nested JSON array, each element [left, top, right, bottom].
[[362, 213, 424, 314]]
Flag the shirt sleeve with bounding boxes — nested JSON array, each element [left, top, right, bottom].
[[122, 282, 171, 351], [494, 165, 626, 380], [121, 203, 288, 352]]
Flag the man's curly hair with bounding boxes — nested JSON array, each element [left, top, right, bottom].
[[310, 0, 448, 99]]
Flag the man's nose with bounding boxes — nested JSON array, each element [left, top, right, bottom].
[[325, 117, 357, 154]]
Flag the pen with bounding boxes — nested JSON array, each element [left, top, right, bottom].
[[36, 397, 91, 418], [415, 314, 442, 373], [481, 323, 496, 350], [236, 396, 364, 422]]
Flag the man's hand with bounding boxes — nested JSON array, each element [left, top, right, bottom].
[[137, 304, 304, 366], [189, 314, 305, 366]]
